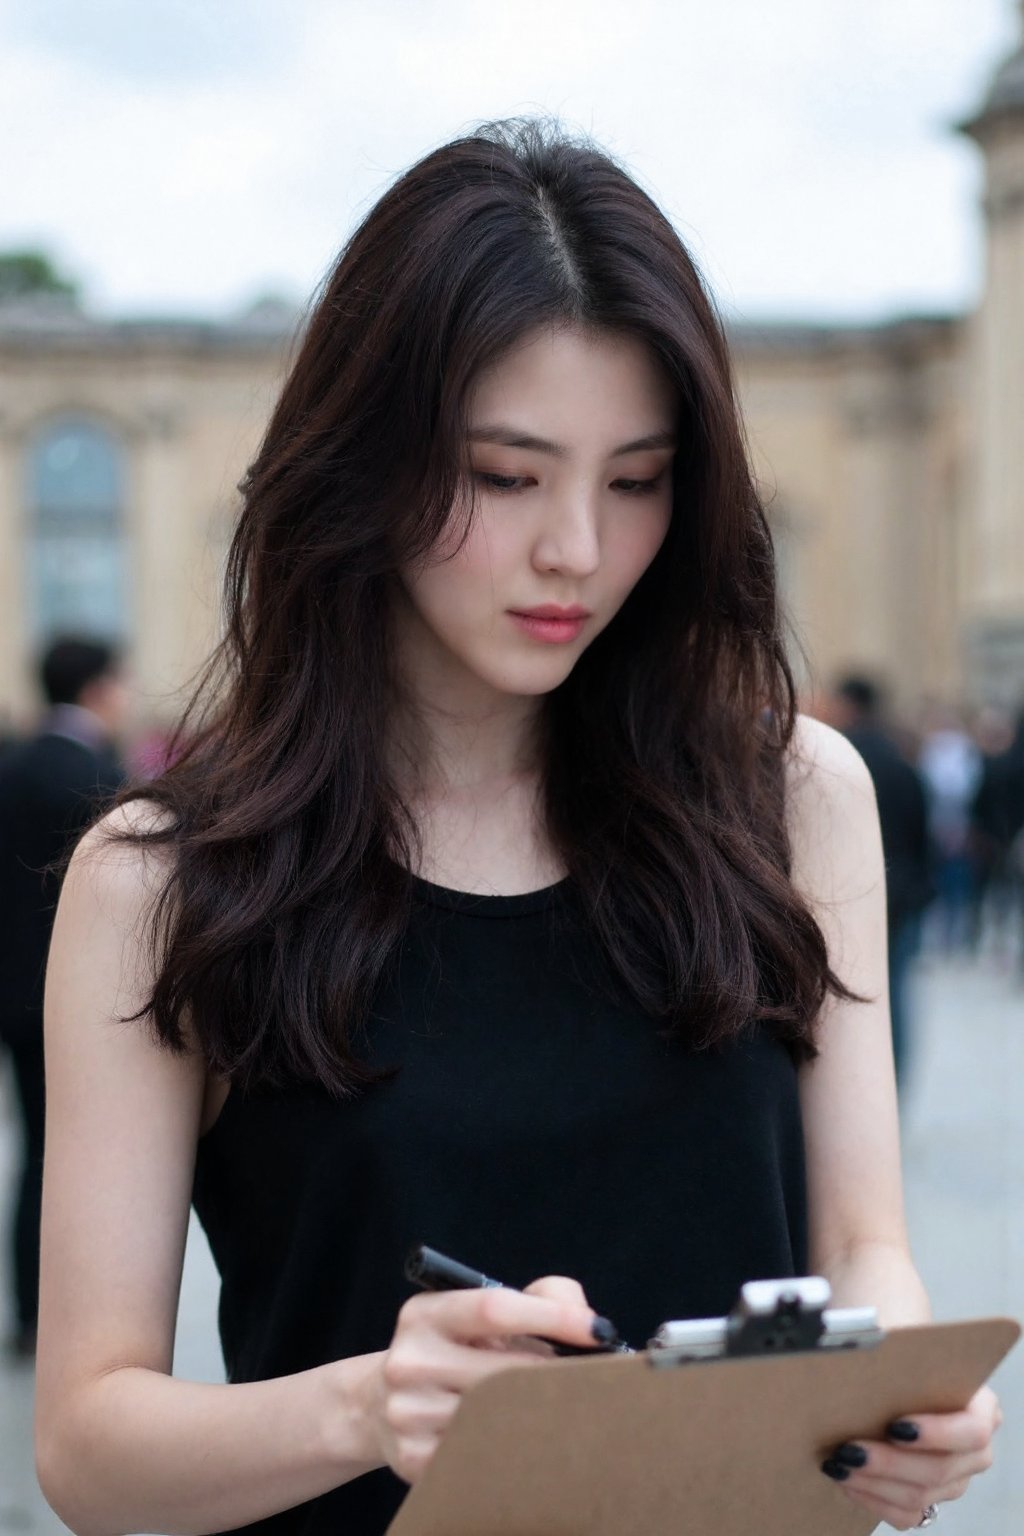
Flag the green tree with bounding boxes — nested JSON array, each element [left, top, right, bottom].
[[0, 250, 80, 303]]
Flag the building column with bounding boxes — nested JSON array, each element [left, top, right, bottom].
[[130, 410, 193, 716], [959, 16, 1024, 702]]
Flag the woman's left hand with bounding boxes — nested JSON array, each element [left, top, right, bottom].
[[820, 1385, 1003, 1530]]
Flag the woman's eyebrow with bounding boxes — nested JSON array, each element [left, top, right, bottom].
[[468, 425, 677, 459]]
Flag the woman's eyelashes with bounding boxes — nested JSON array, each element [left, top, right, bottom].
[[475, 472, 526, 492], [473, 470, 665, 496], [611, 477, 664, 495]]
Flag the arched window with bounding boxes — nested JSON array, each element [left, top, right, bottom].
[[26, 416, 130, 644]]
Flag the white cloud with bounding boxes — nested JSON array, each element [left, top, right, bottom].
[[0, 0, 1016, 320]]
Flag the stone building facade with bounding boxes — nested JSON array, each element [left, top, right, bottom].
[[0, 305, 290, 728], [1, 28, 1022, 730]]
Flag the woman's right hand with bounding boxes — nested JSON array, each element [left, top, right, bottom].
[[368, 1276, 613, 1484]]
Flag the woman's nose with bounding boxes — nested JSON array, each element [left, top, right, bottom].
[[530, 492, 601, 577]]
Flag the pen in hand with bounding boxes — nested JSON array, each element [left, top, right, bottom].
[[405, 1243, 634, 1356]]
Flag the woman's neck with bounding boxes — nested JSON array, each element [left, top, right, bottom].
[[387, 626, 563, 892], [384, 582, 570, 891], [389, 698, 561, 893], [391, 689, 542, 801]]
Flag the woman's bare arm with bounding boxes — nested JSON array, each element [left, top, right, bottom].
[[35, 807, 605, 1536], [35, 809, 386, 1536], [786, 715, 1003, 1532], [786, 713, 930, 1323]]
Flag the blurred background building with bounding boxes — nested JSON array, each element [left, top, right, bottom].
[[0, 25, 1023, 731], [0, 296, 293, 733]]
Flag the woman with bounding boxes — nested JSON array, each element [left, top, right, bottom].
[[35, 120, 1000, 1535]]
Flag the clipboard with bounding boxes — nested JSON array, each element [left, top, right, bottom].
[[386, 1277, 1020, 1536]]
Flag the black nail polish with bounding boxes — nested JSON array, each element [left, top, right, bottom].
[[590, 1315, 619, 1346], [887, 1419, 920, 1442], [821, 1459, 850, 1482], [833, 1443, 868, 1469]]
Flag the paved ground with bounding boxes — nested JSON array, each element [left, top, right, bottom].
[[0, 943, 1021, 1534]]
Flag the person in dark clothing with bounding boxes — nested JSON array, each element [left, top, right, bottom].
[[830, 676, 935, 1088], [970, 708, 1024, 969], [0, 636, 127, 1355], [35, 124, 1000, 1536], [0, 720, 16, 767]]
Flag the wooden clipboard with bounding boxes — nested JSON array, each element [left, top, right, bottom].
[[386, 1316, 1019, 1536]]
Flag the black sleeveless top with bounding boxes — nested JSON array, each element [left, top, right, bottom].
[[192, 874, 808, 1536]]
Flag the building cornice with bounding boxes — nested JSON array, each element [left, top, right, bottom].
[[959, 12, 1024, 141], [0, 296, 302, 357], [0, 305, 962, 360], [727, 313, 962, 358]]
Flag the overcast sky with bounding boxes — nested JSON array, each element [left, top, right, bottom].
[[1, 0, 1019, 324]]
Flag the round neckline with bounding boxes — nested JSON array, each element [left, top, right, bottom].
[[408, 870, 570, 917]]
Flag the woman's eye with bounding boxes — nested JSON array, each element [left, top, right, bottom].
[[613, 477, 662, 495], [473, 471, 665, 495], [475, 472, 527, 492]]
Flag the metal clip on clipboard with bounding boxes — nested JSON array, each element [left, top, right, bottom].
[[646, 1276, 884, 1368]]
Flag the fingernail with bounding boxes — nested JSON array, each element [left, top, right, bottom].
[[820, 1459, 850, 1482], [590, 1315, 619, 1346], [887, 1419, 920, 1442], [833, 1442, 868, 1469]]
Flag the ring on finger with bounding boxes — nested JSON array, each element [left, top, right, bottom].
[[916, 1505, 939, 1528]]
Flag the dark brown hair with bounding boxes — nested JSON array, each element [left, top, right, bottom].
[[107, 117, 861, 1093]]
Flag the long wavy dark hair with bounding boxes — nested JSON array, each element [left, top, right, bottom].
[[105, 117, 862, 1094]]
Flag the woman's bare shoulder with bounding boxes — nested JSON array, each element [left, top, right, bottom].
[[69, 798, 179, 919], [782, 713, 879, 901], [52, 800, 200, 1057], [783, 711, 874, 794], [786, 709, 872, 774]]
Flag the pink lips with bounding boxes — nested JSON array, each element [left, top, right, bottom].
[[507, 605, 591, 644]]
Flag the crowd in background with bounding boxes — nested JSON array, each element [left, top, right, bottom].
[[814, 676, 1024, 1095], [817, 677, 1024, 973], [0, 637, 1022, 1358]]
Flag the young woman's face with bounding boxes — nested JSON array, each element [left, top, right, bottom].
[[398, 325, 677, 703]]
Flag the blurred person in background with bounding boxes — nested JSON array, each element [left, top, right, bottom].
[[964, 704, 1014, 955], [0, 714, 17, 765], [830, 675, 934, 1089], [970, 705, 1024, 972], [0, 636, 128, 1357], [917, 703, 983, 955]]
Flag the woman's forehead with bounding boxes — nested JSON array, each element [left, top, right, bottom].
[[465, 327, 677, 442]]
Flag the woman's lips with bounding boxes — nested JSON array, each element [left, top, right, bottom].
[[507, 610, 589, 644]]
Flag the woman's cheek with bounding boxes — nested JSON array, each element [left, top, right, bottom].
[[613, 509, 671, 594]]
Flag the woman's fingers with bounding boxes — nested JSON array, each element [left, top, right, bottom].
[[838, 1483, 943, 1532], [518, 1275, 594, 1351], [523, 1274, 590, 1307], [820, 1390, 1003, 1529], [379, 1277, 614, 1486], [826, 1440, 993, 1490], [405, 1283, 611, 1351], [886, 1385, 1002, 1455], [383, 1383, 460, 1437], [380, 1383, 462, 1485], [823, 1387, 1000, 1480], [839, 1465, 977, 1509]]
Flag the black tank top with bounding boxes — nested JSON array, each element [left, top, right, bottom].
[[192, 873, 808, 1536]]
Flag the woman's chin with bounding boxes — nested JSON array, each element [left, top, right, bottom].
[[481, 651, 582, 698]]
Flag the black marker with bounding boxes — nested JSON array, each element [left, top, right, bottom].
[[405, 1243, 634, 1356], [407, 1245, 505, 1292]]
